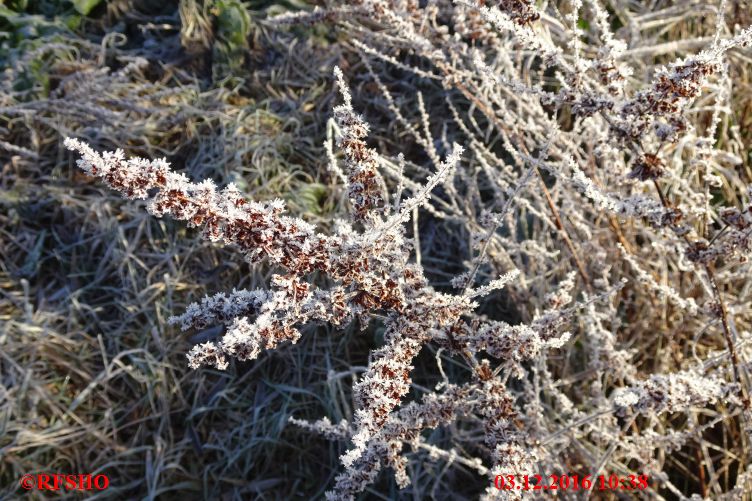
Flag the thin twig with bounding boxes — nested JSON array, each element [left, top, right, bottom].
[[454, 82, 593, 291]]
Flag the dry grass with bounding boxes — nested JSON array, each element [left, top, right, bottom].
[[0, 2, 371, 499], [2, 0, 752, 499]]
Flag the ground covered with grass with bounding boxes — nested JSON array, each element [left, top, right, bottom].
[[1, 1, 376, 499], [2, 1, 752, 500]]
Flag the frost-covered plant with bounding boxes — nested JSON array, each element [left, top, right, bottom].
[[64, 0, 752, 498], [64, 69, 575, 498]]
